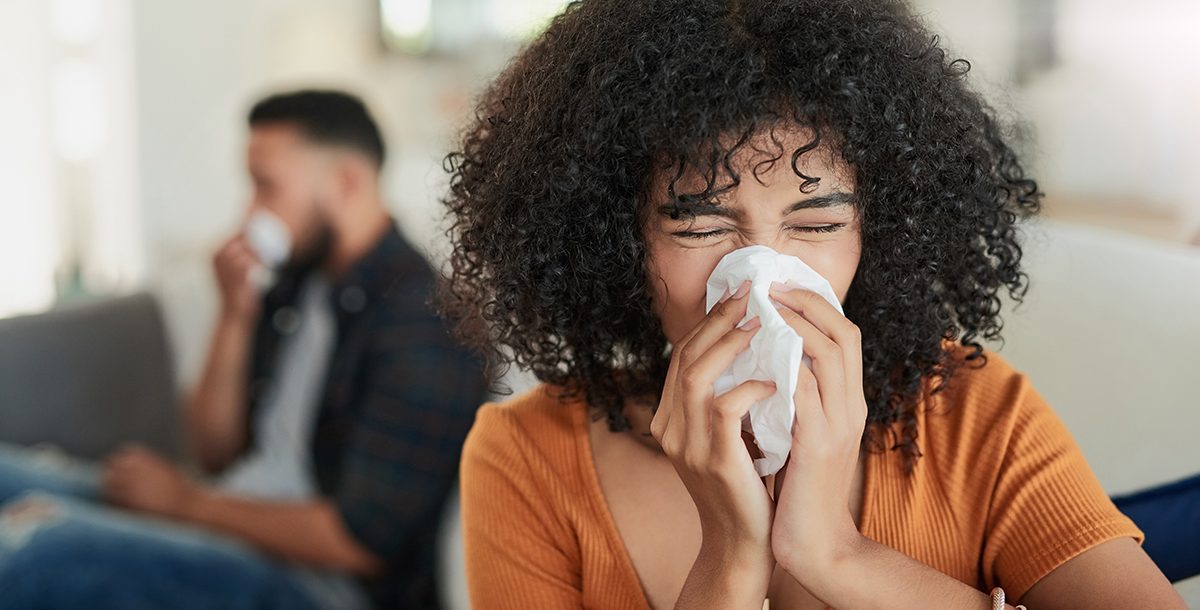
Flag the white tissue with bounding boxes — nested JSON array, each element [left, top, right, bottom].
[[244, 209, 293, 289], [704, 245, 844, 476]]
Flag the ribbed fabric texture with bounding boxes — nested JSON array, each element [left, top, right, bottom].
[[460, 347, 1143, 608]]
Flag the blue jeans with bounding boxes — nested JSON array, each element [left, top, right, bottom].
[[0, 444, 319, 610]]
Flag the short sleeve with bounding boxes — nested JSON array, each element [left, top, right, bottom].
[[460, 403, 583, 609], [981, 375, 1144, 598]]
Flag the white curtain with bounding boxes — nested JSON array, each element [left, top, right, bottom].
[[0, 0, 142, 318], [0, 0, 60, 317]]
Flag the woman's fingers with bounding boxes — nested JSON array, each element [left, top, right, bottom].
[[657, 280, 752, 449], [769, 285, 864, 394], [711, 379, 777, 460], [792, 361, 825, 440], [675, 280, 752, 370], [777, 307, 847, 423], [767, 284, 858, 347], [681, 317, 760, 402], [652, 289, 748, 445], [680, 318, 761, 447], [649, 348, 680, 443]]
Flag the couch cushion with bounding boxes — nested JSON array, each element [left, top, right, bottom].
[[0, 293, 180, 460], [990, 220, 1200, 496]]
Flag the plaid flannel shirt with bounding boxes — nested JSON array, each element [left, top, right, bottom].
[[248, 221, 487, 609]]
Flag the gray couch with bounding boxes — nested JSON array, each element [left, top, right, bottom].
[[0, 293, 181, 460]]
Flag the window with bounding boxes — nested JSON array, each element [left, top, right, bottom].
[[379, 0, 571, 55], [0, 0, 140, 318]]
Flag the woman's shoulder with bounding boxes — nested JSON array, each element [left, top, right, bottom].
[[459, 384, 603, 601], [935, 342, 1029, 402], [923, 343, 1043, 437], [471, 384, 585, 443], [914, 345, 1143, 597], [462, 383, 590, 485], [910, 343, 1068, 475]]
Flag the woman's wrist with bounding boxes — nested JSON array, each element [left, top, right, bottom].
[[703, 533, 773, 566], [678, 535, 774, 609], [697, 504, 771, 548], [697, 516, 774, 575], [775, 518, 865, 584]]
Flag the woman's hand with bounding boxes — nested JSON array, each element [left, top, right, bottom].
[[766, 283, 870, 581], [650, 280, 779, 606]]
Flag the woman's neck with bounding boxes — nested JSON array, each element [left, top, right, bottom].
[[621, 394, 664, 452]]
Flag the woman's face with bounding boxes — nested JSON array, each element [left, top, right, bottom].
[[643, 131, 863, 344]]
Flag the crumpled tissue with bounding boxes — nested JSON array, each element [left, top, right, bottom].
[[244, 209, 293, 289], [704, 245, 844, 476]]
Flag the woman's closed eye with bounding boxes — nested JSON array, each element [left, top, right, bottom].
[[671, 223, 847, 239], [787, 223, 846, 235], [671, 227, 728, 239]]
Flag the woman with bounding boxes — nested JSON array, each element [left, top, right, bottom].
[[440, 0, 1184, 607]]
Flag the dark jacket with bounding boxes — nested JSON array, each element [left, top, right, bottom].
[[248, 221, 487, 609]]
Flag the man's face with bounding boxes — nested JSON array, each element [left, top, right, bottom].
[[245, 124, 331, 259]]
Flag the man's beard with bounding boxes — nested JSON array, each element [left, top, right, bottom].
[[284, 218, 335, 273]]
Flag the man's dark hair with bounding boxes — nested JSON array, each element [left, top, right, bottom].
[[249, 89, 386, 167]]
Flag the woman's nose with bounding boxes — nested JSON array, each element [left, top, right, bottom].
[[733, 231, 794, 254]]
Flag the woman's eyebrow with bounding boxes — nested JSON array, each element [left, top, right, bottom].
[[657, 200, 740, 220], [657, 190, 856, 220], [783, 191, 857, 214]]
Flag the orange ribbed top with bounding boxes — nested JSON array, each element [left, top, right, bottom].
[[460, 348, 1142, 608]]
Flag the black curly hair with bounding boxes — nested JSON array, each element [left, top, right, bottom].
[[439, 0, 1041, 467]]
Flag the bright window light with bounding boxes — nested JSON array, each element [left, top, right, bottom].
[[51, 58, 108, 163], [381, 0, 432, 52], [380, 0, 569, 54], [486, 0, 569, 40]]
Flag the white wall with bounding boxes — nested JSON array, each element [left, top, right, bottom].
[[915, 0, 1200, 227]]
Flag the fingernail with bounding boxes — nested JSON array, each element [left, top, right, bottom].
[[733, 281, 751, 300], [738, 316, 761, 331], [717, 288, 733, 304]]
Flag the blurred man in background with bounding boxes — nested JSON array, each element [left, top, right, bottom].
[[0, 90, 487, 609]]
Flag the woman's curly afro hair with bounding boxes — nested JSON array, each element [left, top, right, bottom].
[[440, 0, 1041, 466]]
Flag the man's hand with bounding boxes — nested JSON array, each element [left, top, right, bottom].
[[186, 233, 261, 473], [102, 445, 200, 520], [213, 234, 262, 320]]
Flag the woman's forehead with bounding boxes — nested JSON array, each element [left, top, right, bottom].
[[652, 150, 859, 210], [648, 137, 855, 205]]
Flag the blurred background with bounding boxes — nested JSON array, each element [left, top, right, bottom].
[[2, 0, 1198, 376], [1, 0, 1197, 604]]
